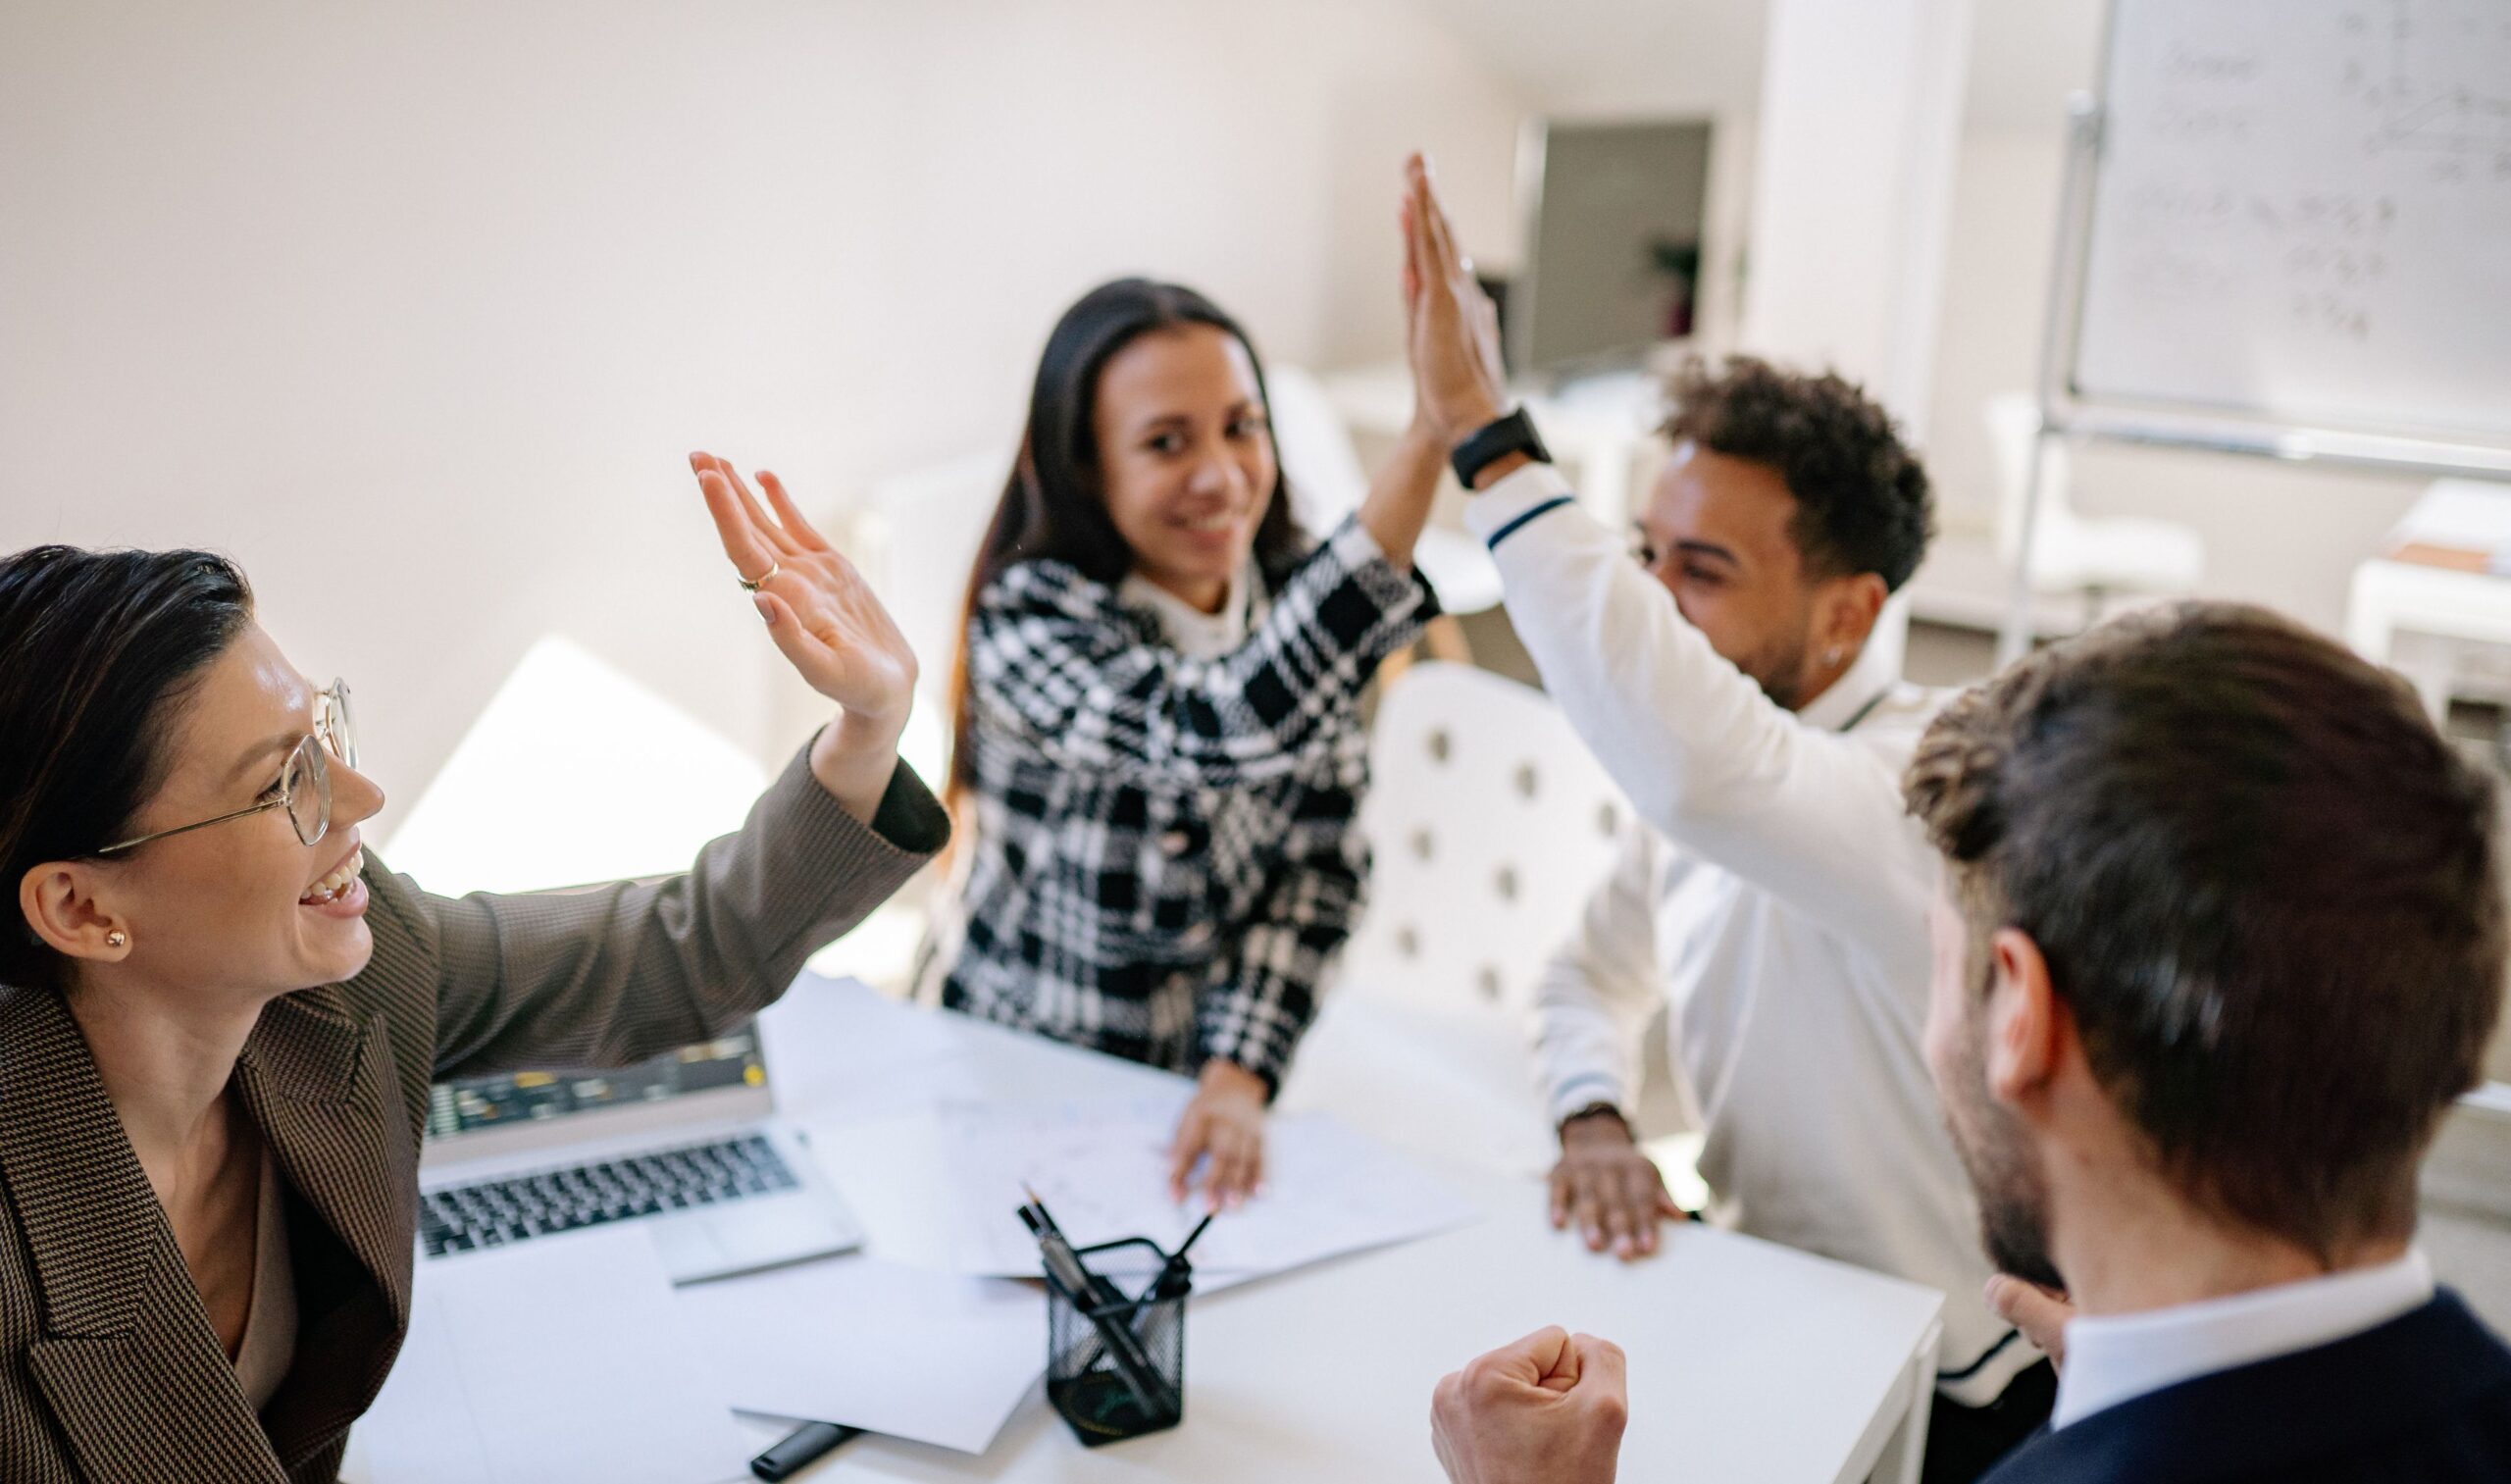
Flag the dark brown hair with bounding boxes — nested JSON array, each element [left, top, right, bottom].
[[1904, 601, 2504, 1257], [944, 278, 1307, 803], [0, 545, 257, 992], [1664, 355, 1934, 590]]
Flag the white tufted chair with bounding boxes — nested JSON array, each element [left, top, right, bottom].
[[1277, 662, 1666, 1175]]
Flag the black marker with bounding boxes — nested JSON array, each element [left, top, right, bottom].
[[750, 1420, 863, 1481]]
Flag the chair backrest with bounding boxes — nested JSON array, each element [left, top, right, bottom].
[[1982, 389, 2076, 566], [1343, 662, 1629, 1026], [862, 448, 1016, 719], [1265, 363, 1371, 535], [1269, 364, 1508, 617]]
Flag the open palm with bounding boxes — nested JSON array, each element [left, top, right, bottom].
[[691, 451, 916, 729]]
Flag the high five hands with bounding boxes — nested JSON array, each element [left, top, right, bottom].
[[691, 451, 917, 824], [1400, 153, 1513, 462]]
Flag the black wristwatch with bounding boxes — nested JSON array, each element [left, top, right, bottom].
[[1450, 406, 1553, 489]]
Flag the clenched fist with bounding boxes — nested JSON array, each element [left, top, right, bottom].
[[1431, 1326, 1629, 1484]]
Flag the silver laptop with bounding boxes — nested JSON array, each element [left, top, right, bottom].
[[416, 1021, 861, 1284]]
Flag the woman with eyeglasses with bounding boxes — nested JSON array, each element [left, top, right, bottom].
[[0, 453, 946, 1483]]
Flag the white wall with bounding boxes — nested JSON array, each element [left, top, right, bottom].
[[0, 0, 1527, 837], [1740, 0, 1973, 432], [0, 0, 2454, 832]]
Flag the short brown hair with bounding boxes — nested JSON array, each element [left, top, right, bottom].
[[1663, 356, 1934, 590], [1904, 601, 2504, 1257]]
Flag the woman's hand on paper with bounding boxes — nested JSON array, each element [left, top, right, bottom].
[[692, 451, 917, 823], [1168, 1059, 1269, 1211]]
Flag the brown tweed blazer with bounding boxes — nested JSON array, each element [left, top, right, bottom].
[[0, 747, 948, 1483]]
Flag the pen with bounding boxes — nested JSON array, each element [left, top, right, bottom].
[[1019, 1198, 1127, 1307], [749, 1420, 863, 1481]]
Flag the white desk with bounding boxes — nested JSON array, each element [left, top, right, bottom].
[[748, 980, 1940, 1483], [356, 978, 1945, 1483]]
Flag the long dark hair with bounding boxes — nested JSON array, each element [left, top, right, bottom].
[[945, 278, 1307, 803], [0, 545, 257, 993]]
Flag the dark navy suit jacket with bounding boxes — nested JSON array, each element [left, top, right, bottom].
[[1980, 1292, 2511, 1482]]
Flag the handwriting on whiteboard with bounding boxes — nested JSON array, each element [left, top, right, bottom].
[[2073, 0, 2511, 441]]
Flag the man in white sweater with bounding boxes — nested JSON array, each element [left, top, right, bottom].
[[1390, 154, 2044, 1480]]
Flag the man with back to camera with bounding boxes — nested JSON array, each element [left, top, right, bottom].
[[1387, 154, 2048, 1476], [1427, 597, 2511, 1483]]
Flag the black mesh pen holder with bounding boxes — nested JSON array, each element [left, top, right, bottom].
[[1044, 1236, 1188, 1447]]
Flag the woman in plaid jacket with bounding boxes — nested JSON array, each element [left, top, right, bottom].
[[914, 275, 1448, 1207]]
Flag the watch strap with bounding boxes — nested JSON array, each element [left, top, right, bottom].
[[1451, 406, 1553, 489]]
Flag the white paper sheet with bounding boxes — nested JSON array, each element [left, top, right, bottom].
[[757, 979, 988, 1129], [356, 1225, 749, 1484], [923, 1094, 1483, 1283], [674, 1253, 1046, 1455], [796, 1111, 978, 1268]]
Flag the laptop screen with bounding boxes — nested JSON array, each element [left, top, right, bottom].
[[425, 1022, 767, 1142]]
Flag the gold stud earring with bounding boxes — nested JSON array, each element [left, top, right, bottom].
[[105, 929, 128, 949]]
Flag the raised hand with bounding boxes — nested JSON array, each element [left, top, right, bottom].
[[692, 451, 916, 727], [1401, 152, 1511, 449], [692, 451, 916, 821]]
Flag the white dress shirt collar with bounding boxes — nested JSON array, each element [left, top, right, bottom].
[[1797, 626, 1901, 734], [1119, 562, 1257, 660], [2054, 1249, 2435, 1429]]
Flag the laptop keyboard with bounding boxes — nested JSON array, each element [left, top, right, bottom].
[[420, 1133, 799, 1258]]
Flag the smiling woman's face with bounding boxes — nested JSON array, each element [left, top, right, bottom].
[[1091, 323, 1278, 614], [88, 622, 388, 1002]]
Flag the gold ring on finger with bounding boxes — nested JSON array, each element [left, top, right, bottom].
[[737, 559, 780, 592]]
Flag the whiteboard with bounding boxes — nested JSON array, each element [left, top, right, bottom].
[[2072, 0, 2511, 447]]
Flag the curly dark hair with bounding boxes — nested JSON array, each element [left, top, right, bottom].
[[1663, 356, 1934, 590]]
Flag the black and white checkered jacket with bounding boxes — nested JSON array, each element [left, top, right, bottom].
[[915, 515, 1437, 1084]]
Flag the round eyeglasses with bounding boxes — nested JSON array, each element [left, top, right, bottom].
[[92, 680, 358, 857]]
